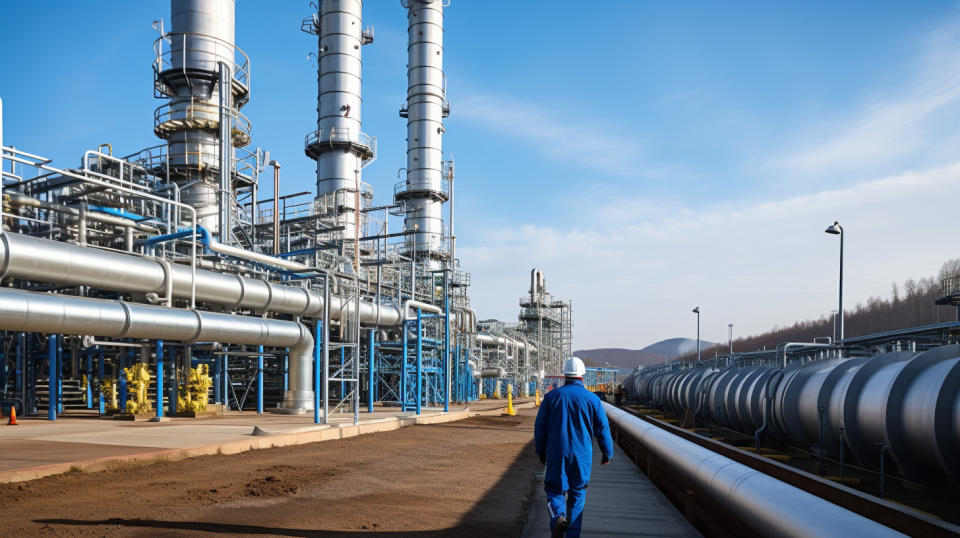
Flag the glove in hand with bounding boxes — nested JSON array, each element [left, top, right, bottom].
[[538, 453, 546, 465], [601, 455, 611, 466]]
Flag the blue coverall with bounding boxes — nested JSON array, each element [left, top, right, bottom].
[[534, 378, 614, 537]]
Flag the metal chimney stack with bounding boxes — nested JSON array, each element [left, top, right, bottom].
[[153, 0, 251, 239], [303, 0, 375, 244], [397, 0, 449, 264]]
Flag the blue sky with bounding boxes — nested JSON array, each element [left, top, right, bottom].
[[3, 1, 960, 349]]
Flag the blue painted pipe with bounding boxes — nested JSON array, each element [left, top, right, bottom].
[[444, 295, 450, 412], [119, 369, 127, 411]]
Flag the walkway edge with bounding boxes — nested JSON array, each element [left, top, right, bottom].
[[0, 403, 532, 484]]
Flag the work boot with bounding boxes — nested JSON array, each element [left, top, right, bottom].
[[552, 516, 569, 538]]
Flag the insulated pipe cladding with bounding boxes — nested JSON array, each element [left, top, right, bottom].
[[603, 403, 905, 537], [0, 287, 316, 411], [625, 345, 960, 484]]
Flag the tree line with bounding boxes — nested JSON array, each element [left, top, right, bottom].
[[676, 258, 960, 362]]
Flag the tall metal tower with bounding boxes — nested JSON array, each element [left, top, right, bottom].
[[153, 0, 252, 241], [303, 0, 376, 254], [396, 0, 450, 267]]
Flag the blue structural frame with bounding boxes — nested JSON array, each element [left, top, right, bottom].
[[98, 346, 105, 414], [47, 334, 57, 421], [257, 345, 264, 414], [368, 329, 375, 413], [314, 320, 321, 424], [156, 340, 164, 418]]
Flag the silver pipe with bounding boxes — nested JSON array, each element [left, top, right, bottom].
[[603, 402, 904, 537], [5, 193, 159, 233], [0, 287, 315, 411], [0, 231, 403, 325]]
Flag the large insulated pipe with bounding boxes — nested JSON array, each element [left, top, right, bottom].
[[0, 287, 316, 411], [399, 0, 448, 260], [603, 403, 904, 537], [0, 231, 402, 325], [303, 0, 373, 240]]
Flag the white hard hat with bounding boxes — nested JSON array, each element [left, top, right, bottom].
[[563, 356, 586, 377]]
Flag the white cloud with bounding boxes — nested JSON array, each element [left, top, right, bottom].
[[455, 93, 643, 175], [766, 16, 960, 179], [461, 162, 960, 349]]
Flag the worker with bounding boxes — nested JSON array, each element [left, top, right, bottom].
[[614, 384, 625, 406], [534, 356, 614, 537]]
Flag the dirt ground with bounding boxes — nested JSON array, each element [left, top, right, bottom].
[[0, 409, 541, 536]]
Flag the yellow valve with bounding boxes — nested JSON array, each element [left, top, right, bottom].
[[535, 388, 541, 407], [100, 377, 118, 412], [177, 364, 213, 414], [503, 383, 516, 416], [125, 363, 152, 414]]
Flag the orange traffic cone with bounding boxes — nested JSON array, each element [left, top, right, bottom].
[[8, 405, 18, 425]]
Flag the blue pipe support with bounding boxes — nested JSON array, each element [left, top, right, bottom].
[[14, 333, 23, 395], [314, 321, 321, 424], [401, 319, 408, 412], [47, 335, 56, 421], [213, 355, 222, 404], [444, 296, 450, 412], [85, 350, 93, 409], [167, 349, 177, 417], [155, 340, 164, 418], [416, 308, 423, 415], [283, 348, 289, 393], [98, 346, 105, 414], [257, 345, 264, 414], [119, 368, 127, 411], [368, 330, 375, 413], [57, 337, 63, 414], [222, 352, 229, 409], [340, 347, 345, 399]]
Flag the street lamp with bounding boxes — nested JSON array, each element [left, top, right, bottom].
[[825, 221, 844, 342], [728, 323, 734, 355], [692, 306, 701, 362]]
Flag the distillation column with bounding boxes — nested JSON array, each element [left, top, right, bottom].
[[153, 0, 251, 239], [303, 0, 374, 244], [397, 0, 449, 266]]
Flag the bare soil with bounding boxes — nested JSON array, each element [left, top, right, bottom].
[[0, 409, 540, 536]]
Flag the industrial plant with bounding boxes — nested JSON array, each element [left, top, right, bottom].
[[2, 2, 959, 537], [0, 0, 573, 423]]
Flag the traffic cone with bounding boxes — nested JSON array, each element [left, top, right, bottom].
[[8, 405, 18, 425], [503, 384, 516, 416]]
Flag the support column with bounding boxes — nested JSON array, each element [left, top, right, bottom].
[[257, 345, 264, 414], [98, 346, 106, 414], [47, 335, 57, 421], [368, 329, 375, 413], [314, 320, 321, 424], [168, 348, 177, 417], [322, 277, 331, 424], [155, 340, 164, 418], [401, 319, 408, 412], [85, 350, 93, 409], [444, 285, 450, 412], [416, 308, 423, 415]]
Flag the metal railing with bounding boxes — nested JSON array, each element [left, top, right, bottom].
[[153, 99, 252, 147], [153, 32, 250, 96]]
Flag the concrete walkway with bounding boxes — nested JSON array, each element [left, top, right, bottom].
[[522, 442, 700, 537], [0, 400, 529, 483]]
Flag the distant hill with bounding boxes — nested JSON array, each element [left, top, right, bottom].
[[576, 338, 717, 370]]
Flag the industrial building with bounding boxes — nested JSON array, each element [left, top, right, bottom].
[[0, 0, 573, 424]]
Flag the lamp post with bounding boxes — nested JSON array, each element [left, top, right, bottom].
[[728, 323, 733, 355], [825, 221, 844, 342], [692, 306, 701, 362]]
